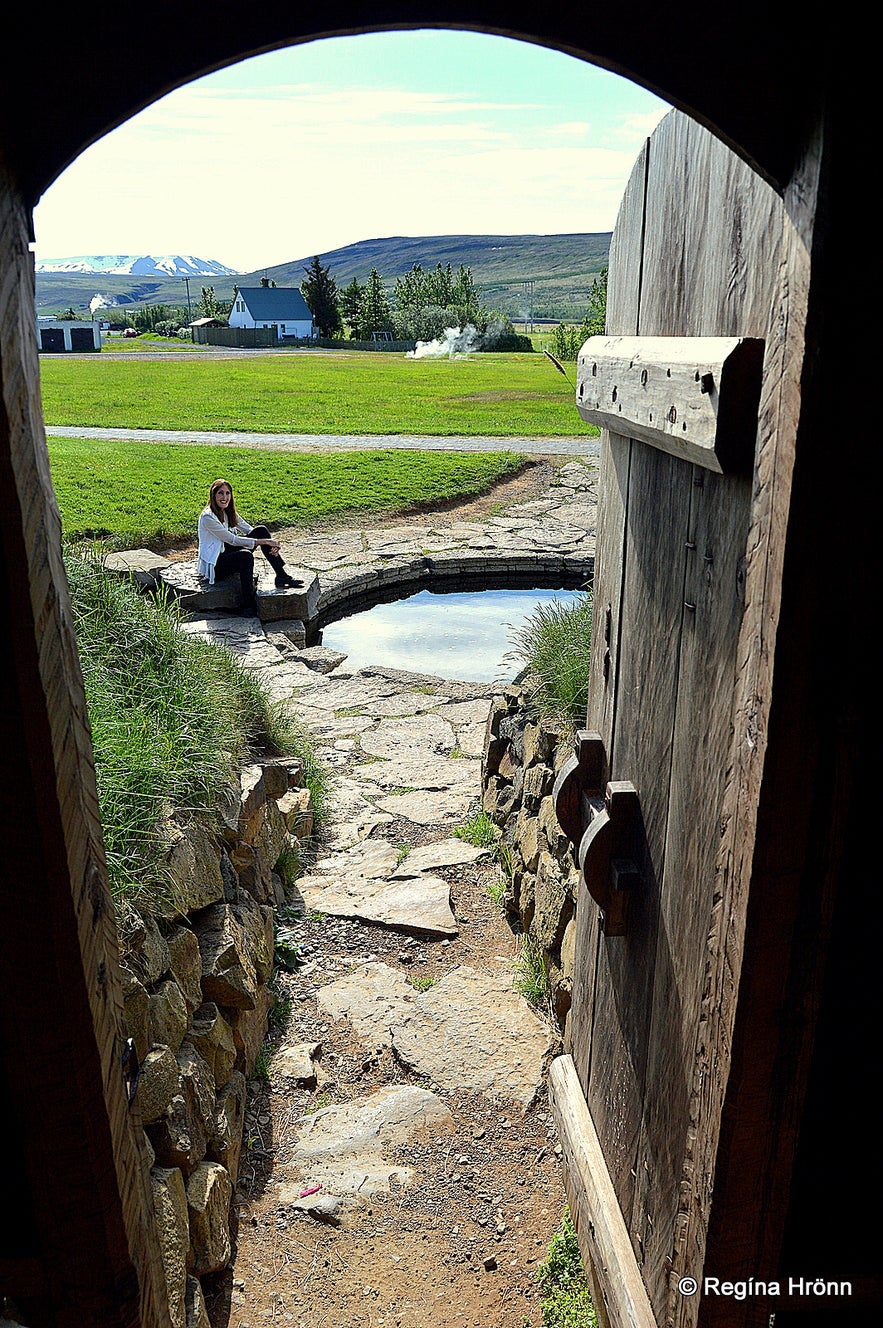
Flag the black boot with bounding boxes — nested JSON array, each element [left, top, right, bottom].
[[275, 571, 303, 589]]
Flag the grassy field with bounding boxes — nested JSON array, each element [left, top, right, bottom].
[[49, 437, 524, 546], [40, 350, 594, 438]]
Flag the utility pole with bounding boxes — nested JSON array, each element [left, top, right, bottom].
[[182, 275, 193, 340], [521, 279, 535, 334]]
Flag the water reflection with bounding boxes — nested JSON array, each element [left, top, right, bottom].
[[320, 587, 581, 683]]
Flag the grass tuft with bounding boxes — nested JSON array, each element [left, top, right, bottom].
[[506, 592, 592, 728], [513, 933, 548, 1007], [454, 807, 499, 849], [538, 1208, 596, 1327], [410, 974, 438, 992]]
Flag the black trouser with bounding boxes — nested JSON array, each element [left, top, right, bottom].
[[214, 526, 285, 604]]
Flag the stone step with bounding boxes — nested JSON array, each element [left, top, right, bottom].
[[156, 560, 320, 623]]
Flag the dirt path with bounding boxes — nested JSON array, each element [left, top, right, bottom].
[[216, 865, 567, 1328], [203, 667, 568, 1328]]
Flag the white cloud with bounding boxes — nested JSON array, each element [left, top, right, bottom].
[[33, 55, 668, 269]]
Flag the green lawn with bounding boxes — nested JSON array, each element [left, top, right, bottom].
[[40, 350, 594, 438], [48, 437, 524, 547]]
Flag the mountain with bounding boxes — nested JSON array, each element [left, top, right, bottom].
[[35, 254, 239, 277], [247, 233, 611, 321], [33, 234, 610, 320]]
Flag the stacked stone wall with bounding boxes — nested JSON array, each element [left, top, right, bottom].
[[120, 759, 313, 1327], [481, 690, 578, 1037]]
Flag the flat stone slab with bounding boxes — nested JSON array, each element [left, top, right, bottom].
[[391, 962, 555, 1107], [296, 644, 348, 674], [255, 565, 321, 623], [317, 961, 554, 1107], [104, 547, 172, 589], [278, 1085, 454, 1214], [317, 962, 416, 1045], [263, 618, 307, 649], [392, 837, 488, 875], [373, 788, 476, 824], [179, 616, 314, 699], [158, 559, 320, 623], [356, 753, 479, 793], [358, 712, 456, 760], [308, 838, 401, 879], [299, 869, 457, 936]]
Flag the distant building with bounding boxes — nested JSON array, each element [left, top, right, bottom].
[[228, 286, 314, 340], [37, 317, 101, 352]]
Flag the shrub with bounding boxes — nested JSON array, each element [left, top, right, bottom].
[[506, 592, 592, 728], [66, 545, 326, 909]]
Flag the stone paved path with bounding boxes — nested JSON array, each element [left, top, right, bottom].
[[46, 423, 600, 458], [180, 459, 596, 1326]]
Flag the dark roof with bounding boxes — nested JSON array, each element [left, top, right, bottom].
[[238, 287, 312, 321]]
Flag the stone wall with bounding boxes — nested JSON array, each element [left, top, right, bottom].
[[120, 759, 313, 1328], [481, 690, 578, 1037]]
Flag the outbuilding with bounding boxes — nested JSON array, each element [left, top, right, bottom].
[[36, 317, 101, 352], [228, 285, 314, 340]]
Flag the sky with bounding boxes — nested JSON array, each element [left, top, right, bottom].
[[32, 30, 669, 273]]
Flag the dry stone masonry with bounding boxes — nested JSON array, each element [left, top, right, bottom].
[[481, 689, 579, 1035], [120, 758, 314, 1327]]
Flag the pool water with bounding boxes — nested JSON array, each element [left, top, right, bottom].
[[319, 587, 583, 683]]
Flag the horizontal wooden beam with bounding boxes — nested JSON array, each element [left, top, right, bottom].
[[576, 336, 764, 474], [548, 1054, 659, 1328]]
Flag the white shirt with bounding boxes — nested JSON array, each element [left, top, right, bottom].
[[197, 508, 256, 583]]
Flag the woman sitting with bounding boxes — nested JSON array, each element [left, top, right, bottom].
[[197, 478, 300, 616]]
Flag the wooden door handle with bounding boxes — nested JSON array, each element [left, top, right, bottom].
[[553, 732, 642, 936], [578, 782, 641, 936]]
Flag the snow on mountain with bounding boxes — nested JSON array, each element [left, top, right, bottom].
[[35, 255, 239, 277]]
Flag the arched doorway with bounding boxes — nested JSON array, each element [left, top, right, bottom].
[[2, 9, 857, 1328]]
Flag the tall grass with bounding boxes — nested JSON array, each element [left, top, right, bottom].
[[66, 546, 324, 910], [506, 591, 592, 728]]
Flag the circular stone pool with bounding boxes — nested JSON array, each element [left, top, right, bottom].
[[318, 586, 584, 683]]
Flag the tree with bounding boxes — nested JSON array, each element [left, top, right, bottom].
[[301, 255, 341, 338], [340, 278, 364, 339], [584, 267, 608, 336], [549, 268, 608, 361], [197, 286, 230, 322], [360, 267, 393, 338], [392, 261, 487, 341]]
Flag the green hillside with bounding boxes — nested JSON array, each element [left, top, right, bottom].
[[35, 233, 610, 323]]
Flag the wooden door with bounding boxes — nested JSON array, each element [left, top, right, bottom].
[[554, 110, 794, 1327]]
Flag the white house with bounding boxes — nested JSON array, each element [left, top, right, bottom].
[[228, 286, 314, 340]]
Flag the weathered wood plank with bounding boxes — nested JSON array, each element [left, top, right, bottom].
[[576, 336, 764, 474], [570, 138, 648, 1091], [683, 122, 827, 1328], [548, 1055, 659, 1328], [627, 112, 786, 1325], [0, 155, 168, 1326], [586, 440, 690, 1221]]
